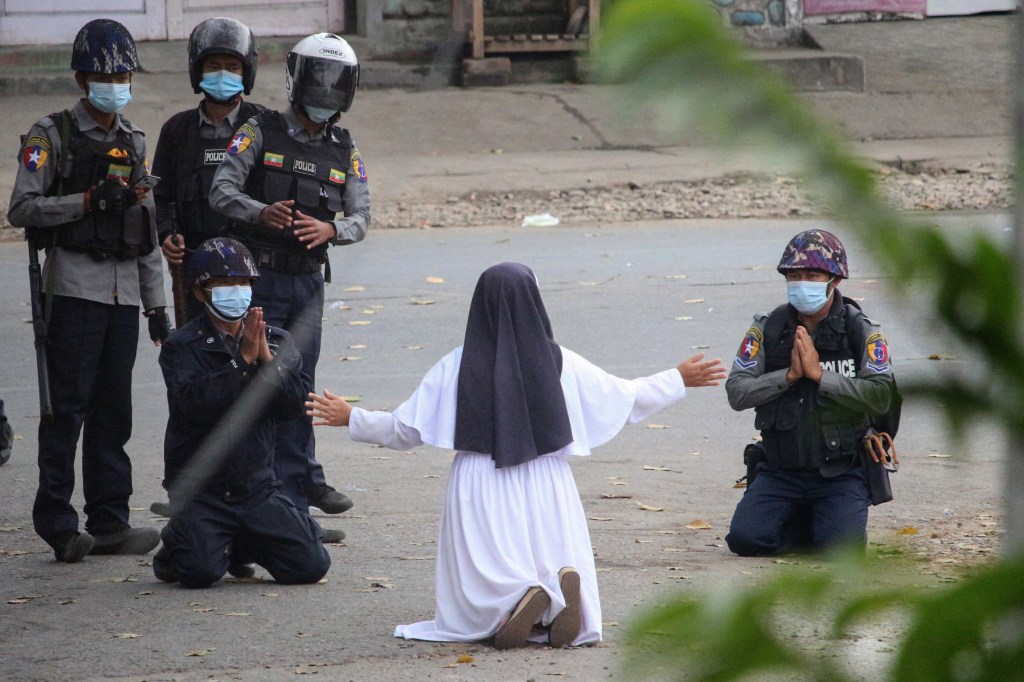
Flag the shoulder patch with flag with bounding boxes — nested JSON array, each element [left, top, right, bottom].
[[734, 325, 763, 370], [22, 136, 51, 172], [865, 332, 891, 374], [106, 164, 131, 182], [329, 168, 345, 184], [351, 148, 367, 183], [228, 123, 257, 156], [263, 152, 284, 168]]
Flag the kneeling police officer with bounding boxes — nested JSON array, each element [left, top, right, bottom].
[[153, 237, 330, 588]]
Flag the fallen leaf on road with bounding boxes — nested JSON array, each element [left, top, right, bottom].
[[664, 274, 688, 280], [111, 576, 139, 583], [684, 298, 706, 304], [411, 300, 435, 306], [188, 648, 216, 657], [360, 309, 377, 315], [7, 597, 34, 604], [426, 276, 445, 284], [349, 344, 367, 349], [637, 503, 664, 512], [336, 356, 361, 362], [774, 559, 799, 565], [399, 556, 433, 561], [406, 345, 425, 350], [295, 667, 319, 675], [662, 547, 686, 553], [423, 474, 440, 478], [221, 612, 251, 617], [609, 481, 627, 486], [643, 465, 671, 471], [601, 493, 632, 499], [457, 654, 474, 664], [263, 593, 279, 598], [928, 453, 952, 458], [588, 517, 614, 521], [59, 599, 75, 606], [635, 539, 652, 544], [674, 316, 693, 321], [114, 633, 140, 639], [372, 456, 391, 460], [348, 320, 372, 326], [691, 345, 709, 349], [137, 591, 154, 596], [898, 527, 919, 535], [343, 286, 365, 292], [685, 519, 712, 530], [340, 396, 362, 403], [193, 607, 217, 613], [645, 424, 670, 430], [295, 632, 315, 638]]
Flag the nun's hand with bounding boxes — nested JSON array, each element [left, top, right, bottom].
[[306, 389, 352, 427], [678, 353, 727, 387]]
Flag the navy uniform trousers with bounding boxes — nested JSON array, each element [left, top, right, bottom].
[[726, 462, 870, 556], [251, 268, 328, 508], [33, 296, 139, 545]]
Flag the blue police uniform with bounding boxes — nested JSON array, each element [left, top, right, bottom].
[[155, 314, 330, 588]]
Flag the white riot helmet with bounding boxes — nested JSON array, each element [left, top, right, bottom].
[[285, 33, 359, 122]]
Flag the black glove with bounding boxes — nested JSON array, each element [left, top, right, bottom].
[[146, 307, 171, 343], [90, 179, 137, 215]]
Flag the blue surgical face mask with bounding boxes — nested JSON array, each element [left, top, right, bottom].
[[304, 105, 337, 123], [786, 279, 832, 315], [205, 285, 252, 322], [88, 82, 132, 113], [200, 70, 244, 103]]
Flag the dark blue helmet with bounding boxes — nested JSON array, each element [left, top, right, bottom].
[[189, 238, 260, 288], [71, 19, 140, 74]]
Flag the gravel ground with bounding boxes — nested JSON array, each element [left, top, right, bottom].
[[373, 161, 1013, 230], [0, 161, 1012, 240]]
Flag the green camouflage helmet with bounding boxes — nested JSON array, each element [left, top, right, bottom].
[[777, 229, 849, 279]]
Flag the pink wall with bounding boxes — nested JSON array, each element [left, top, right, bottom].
[[804, 0, 926, 14]]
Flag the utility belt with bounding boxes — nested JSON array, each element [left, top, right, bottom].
[[249, 245, 324, 276]]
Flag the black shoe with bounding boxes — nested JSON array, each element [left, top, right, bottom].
[[90, 523, 161, 556], [228, 562, 257, 579], [0, 417, 11, 466], [53, 531, 95, 563], [149, 501, 173, 517], [321, 528, 346, 543], [152, 549, 178, 583], [309, 485, 353, 514]]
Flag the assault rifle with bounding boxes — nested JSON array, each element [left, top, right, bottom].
[[27, 237, 54, 423]]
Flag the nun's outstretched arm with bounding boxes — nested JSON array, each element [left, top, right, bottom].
[[349, 408, 424, 451]]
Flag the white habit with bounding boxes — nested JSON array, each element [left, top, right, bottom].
[[348, 346, 686, 646]]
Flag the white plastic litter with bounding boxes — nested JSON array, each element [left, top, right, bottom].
[[521, 213, 560, 227]]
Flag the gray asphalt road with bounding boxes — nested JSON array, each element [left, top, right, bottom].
[[0, 215, 1006, 681]]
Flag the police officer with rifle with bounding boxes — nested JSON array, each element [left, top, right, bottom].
[[7, 19, 169, 563]]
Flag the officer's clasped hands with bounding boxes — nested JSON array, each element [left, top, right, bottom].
[[89, 178, 137, 215], [239, 307, 273, 365], [785, 326, 822, 384], [258, 199, 295, 230], [292, 209, 336, 249]]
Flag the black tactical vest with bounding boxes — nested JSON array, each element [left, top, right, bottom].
[[168, 101, 262, 248], [754, 295, 871, 477], [48, 110, 154, 260], [230, 110, 351, 262]]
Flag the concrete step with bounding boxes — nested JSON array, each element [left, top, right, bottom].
[[0, 34, 862, 94]]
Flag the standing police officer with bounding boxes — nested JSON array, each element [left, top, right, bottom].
[[724, 229, 895, 556], [209, 33, 369, 523], [152, 17, 263, 324], [7, 19, 168, 563]]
